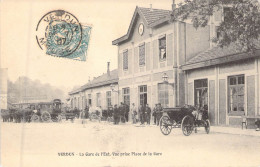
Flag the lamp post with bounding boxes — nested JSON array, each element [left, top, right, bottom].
[[162, 73, 174, 86], [162, 73, 169, 83], [162, 73, 175, 107]]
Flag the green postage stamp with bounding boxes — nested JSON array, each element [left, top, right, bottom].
[[36, 10, 91, 61]]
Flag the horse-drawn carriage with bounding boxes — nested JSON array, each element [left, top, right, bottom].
[[62, 107, 80, 122], [159, 105, 210, 136], [1, 99, 64, 123], [29, 99, 63, 122]]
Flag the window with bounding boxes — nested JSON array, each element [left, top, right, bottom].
[[216, 26, 221, 39], [82, 96, 85, 109], [71, 99, 73, 108], [159, 36, 166, 61], [228, 75, 245, 115], [194, 79, 208, 108], [78, 97, 80, 108], [223, 7, 233, 22], [139, 85, 147, 106], [122, 87, 130, 106], [74, 97, 77, 109], [106, 91, 112, 107], [88, 94, 92, 106], [123, 50, 128, 70], [158, 83, 169, 108], [96, 93, 101, 107], [139, 44, 145, 66]]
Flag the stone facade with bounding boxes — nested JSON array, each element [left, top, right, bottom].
[[113, 6, 211, 111], [184, 58, 260, 127], [69, 67, 118, 111]]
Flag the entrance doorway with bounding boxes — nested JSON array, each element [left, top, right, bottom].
[[139, 85, 147, 106], [194, 79, 208, 108]]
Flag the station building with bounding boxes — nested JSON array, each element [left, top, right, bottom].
[[69, 2, 260, 127], [112, 4, 211, 110], [69, 63, 118, 111], [182, 43, 260, 126], [113, 2, 260, 126]]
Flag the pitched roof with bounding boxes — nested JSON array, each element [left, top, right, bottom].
[[68, 69, 118, 95], [112, 6, 171, 45], [138, 7, 171, 25], [182, 41, 260, 70], [81, 69, 118, 90]]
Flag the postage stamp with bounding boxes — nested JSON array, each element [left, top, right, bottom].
[[36, 10, 91, 61]]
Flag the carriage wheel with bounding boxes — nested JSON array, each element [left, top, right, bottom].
[[31, 114, 40, 122], [51, 115, 58, 122], [41, 112, 51, 122], [181, 115, 194, 136], [205, 119, 210, 134], [159, 116, 172, 135]]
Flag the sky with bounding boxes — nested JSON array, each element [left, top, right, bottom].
[[0, 0, 180, 92]]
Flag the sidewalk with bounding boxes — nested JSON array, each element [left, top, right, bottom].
[[211, 126, 260, 137], [74, 118, 260, 137]]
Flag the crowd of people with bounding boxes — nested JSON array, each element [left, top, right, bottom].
[[130, 103, 164, 125], [79, 102, 164, 126]]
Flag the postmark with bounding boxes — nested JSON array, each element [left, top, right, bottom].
[[36, 10, 91, 61]]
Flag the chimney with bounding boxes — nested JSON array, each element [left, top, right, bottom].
[[150, 4, 153, 11], [107, 62, 110, 76], [172, 0, 176, 11]]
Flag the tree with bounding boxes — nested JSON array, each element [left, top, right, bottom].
[[7, 77, 66, 104], [173, 0, 260, 52]]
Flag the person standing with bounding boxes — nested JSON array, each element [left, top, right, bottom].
[[145, 104, 151, 125], [125, 103, 129, 122], [139, 104, 145, 125], [113, 104, 119, 125], [119, 102, 125, 123], [131, 103, 137, 124], [156, 103, 163, 126], [152, 104, 158, 125], [84, 105, 89, 119], [80, 110, 86, 127]]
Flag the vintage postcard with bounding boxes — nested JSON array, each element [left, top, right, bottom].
[[1, 0, 260, 167]]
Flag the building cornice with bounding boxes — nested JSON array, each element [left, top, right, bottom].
[[181, 50, 260, 71]]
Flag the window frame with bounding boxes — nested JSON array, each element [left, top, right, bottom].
[[88, 94, 92, 106], [159, 35, 167, 61], [106, 91, 112, 108], [228, 74, 245, 116], [139, 43, 145, 66], [123, 50, 128, 71], [122, 87, 130, 106], [158, 83, 169, 108], [194, 79, 208, 108], [139, 85, 147, 106], [96, 93, 101, 107], [223, 7, 233, 22]]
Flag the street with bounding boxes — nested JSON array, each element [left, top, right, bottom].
[[1, 120, 260, 167]]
